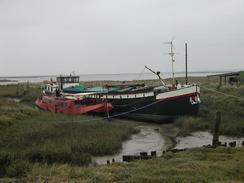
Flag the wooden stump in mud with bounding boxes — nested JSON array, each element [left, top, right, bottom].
[[212, 112, 221, 147]]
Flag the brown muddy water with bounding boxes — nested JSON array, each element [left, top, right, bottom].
[[7, 97, 21, 102], [175, 131, 244, 149], [92, 123, 244, 165], [92, 124, 167, 165]]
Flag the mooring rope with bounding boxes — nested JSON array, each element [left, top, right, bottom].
[[109, 99, 161, 118], [66, 99, 162, 123], [200, 85, 244, 101]]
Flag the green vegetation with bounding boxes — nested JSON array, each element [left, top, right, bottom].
[[0, 98, 38, 127], [2, 147, 244, 182], [0, 115, 137, 177], [0, 84, 137, 178], [175, 83, 244, 137], [0, 77, 244, 181], [0, 83, 41, 100]]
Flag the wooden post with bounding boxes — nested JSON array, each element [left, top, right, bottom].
[[219, 76, 222, 86], [212, 112, 221, 147], [105, 95, 111, 121], [16, 83, 19, 96]]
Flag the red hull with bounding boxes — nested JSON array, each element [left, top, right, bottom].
[[35, 95, 113, 114]]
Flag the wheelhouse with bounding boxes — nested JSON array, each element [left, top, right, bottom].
[[56, 75, 80, 90]]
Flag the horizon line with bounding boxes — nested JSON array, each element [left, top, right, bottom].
[[0, 70, 238, 78]]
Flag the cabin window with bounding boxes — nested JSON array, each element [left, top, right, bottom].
[[74, 78, 79, 83]]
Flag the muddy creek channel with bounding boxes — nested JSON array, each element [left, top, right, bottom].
[[92, 122, 244, 165], [92, 124, 167, 165]]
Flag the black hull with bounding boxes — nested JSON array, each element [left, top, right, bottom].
[[86, 85, 200, 123], [108, 94, 199, 123]]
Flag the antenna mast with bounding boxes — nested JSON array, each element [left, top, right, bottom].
[[165, 40, 176, 86], [169, 41, 175, 85]]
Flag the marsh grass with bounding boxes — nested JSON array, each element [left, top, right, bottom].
[[0, 85, 138, 177], [0, 111, 137, 177], [0, 98, 39, 127], [2, 147, 243, 183], [175, 84, 244, 137], [0, 78, 244, 179]]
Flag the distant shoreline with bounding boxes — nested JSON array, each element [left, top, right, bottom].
[[0, 79, 18, 83], [0, 70, 232, 78], [0, 71, 227, 85]]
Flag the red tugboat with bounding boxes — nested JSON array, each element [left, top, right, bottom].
[[35, 75, 113, 115], [35, 95, 112, 114]]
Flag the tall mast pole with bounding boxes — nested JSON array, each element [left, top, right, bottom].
[[185, 43, 188, 84], [169, 41, 175, 85]]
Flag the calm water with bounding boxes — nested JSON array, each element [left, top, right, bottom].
[[92, 125, 166, 165], [93, 126, 244, 165], [175, 131, 244, 149], [0, 72, 222, 85]]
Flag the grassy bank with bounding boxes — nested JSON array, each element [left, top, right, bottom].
[[2, 147, 244, 183], [0, 84, 137, 178], [0, 110, 137, 177], [174, 84, 244, 137], [0, 77, 244, 180]]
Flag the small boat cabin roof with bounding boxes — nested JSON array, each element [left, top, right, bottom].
[[56, 75, 80, 84]]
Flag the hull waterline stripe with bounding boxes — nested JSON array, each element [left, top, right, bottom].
[[156, 92, 199, 102]]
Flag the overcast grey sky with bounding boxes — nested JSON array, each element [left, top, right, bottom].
[[0, 0, 244, 76]]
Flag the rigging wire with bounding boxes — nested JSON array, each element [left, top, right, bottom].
[[69, 99, 162, 123], [200, 85, 244, 101], [136, 67, 146, 80]]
